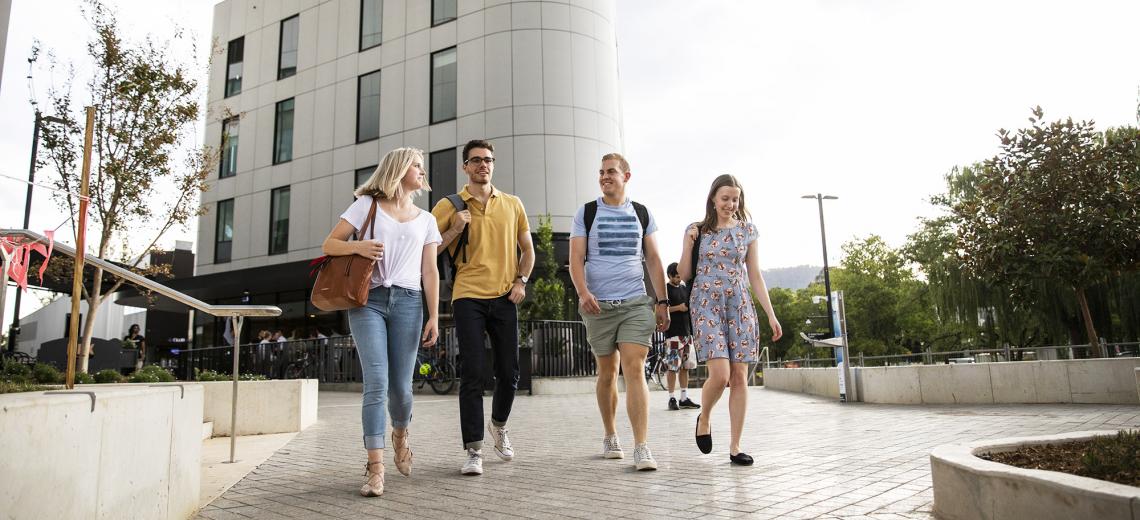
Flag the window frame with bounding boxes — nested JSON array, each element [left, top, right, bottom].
[[359, 0, 383, 52], [277, 14, 300, 80], [431, 0, 457, 27], [430, 46, 458, 125], [219, 116, 239, 179], [215, 198, 234, 263], [273, 98, 295, 165], [428, 147, 457, 209], [356, 69, 382, 143], [224, 37, 244, 98], [268, 186, 291, 256]]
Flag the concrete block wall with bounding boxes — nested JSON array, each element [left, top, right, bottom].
[[200, 379, 319, 436], [0, 386, 203, 519], [770, 358, 1140, 405]]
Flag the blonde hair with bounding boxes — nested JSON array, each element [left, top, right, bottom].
[[354, 147, 430, 200], [601, 152, 630, 172]]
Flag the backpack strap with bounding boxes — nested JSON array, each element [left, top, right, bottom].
[[583, 200, 598, 262], [631, 201, 650, 254], [443, 194, 468, 263], [686, 223, 702, 287]]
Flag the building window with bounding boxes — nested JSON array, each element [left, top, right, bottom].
[[269, 187, 290, 255], [273, 98, 294, 164], [225, 37, 244, 97], [357, 70, 381, 143], [432, 0, 457, 26], [278, 15, 299, 79], [360, 0, 382, 51], [431, 47, 457, 124], [219, 117, 239, 179], [429, 148, 457, 208], [355, 166, 376, 192], [215, 199, 234, 263]]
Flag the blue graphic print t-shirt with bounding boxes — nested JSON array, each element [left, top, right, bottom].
[[570, 197, 658, 301]]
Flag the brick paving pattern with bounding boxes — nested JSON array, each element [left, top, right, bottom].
[[197, 387, 1140, 519]]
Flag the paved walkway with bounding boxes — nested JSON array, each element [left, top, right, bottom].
[[196, 387, 1140, 519]]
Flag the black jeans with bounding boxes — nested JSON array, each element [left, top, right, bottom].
[[453, 294, 519, 449]]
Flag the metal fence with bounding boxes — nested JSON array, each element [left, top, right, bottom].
[[773, 341, 1140, 368], [178, 320, 599, 383]]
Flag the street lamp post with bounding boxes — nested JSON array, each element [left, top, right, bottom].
[[7, 110, 66, 352], [802, 193, 838, 339]]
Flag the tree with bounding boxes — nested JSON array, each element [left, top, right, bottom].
[[948, 108, 1140, 357], [33, 1, 214, 372], [520, 214, 565, 321]]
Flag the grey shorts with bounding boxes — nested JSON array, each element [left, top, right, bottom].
[[580, 294, 655, 356]]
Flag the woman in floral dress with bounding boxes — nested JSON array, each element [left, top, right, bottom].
[[678, 174, 782, 465]]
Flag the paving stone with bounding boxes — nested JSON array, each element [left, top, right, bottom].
[[196, 388, 1140, 519]]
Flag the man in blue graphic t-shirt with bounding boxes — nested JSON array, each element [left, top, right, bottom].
[[569, 152, 670, 472]]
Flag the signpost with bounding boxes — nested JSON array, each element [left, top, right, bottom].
[[800, 290, 856, 402]]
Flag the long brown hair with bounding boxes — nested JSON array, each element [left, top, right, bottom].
[[697, 174, 750, 234]]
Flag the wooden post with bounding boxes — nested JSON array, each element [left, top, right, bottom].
[[65, 107, 95, 389]]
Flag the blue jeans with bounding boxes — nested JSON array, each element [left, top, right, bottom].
[[348, 286, 423, 450]]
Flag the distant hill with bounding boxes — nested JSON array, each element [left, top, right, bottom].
[[762, 265, 822, 290]]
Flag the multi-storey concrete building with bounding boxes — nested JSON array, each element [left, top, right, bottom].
[[187, 0, 623, 344]]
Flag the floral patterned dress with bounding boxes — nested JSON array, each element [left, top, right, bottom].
[[690, 221, 760, 363]]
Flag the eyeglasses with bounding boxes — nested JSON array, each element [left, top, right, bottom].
[[464, 156, 495, 165]]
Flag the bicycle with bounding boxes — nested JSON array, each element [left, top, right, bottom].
[[283, 343, 317, 379], [413, 345, 456, 395], [643, 333, 671, 391]]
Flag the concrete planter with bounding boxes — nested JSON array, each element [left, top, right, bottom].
[[191, 379, 318, 436], [0, 385, 203, 519], [768, 358, 1140, 404], [930, 431, 1140, 520]]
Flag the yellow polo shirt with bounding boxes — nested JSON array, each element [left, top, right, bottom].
[[431, 184, 530, 301]]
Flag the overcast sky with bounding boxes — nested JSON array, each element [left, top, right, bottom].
[[3, 0, 1140, 325]]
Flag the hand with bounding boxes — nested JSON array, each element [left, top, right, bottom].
[[676, 302, 688, 313], [421, 319, 439, 347], [356, 240, 384, 261], [450, 210, 471, 234], [769, 316, 783, 341], [579, 292, 601, 315], [655, 305, 671, 332], [508, 280, 526, 304]]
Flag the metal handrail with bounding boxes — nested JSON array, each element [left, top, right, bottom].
[[1, 229, 280, 317], [1, 228, 281, 463]]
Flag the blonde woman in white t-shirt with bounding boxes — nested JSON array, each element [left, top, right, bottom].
[[322, 147, 442, 497]]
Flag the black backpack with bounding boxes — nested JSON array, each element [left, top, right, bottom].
[[437, 194, 468, 296], [686, 223, 703, 288]]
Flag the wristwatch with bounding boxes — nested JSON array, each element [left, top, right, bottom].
[[516, 275, 529, 285], [656, 299, 669, 306]]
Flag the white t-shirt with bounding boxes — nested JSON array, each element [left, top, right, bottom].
[[340, 195, 443, 291]]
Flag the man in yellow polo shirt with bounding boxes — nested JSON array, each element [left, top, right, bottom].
[[432, 139, 534, 476]]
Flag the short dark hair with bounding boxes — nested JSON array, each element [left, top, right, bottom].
[[463, 139, 494, 161], [667, 262, 679, 276]]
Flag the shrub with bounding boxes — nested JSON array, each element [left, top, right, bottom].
[[1081, 429, 1140, 485], [31, 363, 62, 384], [93, 369, 124, 384], [129, 364, 175, 383], [73, 372, 95, 384], [2, 359, 32, 383], [194, 369, 227, 382], [240, 373, 268, 381]]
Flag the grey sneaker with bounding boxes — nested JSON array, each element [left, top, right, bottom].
[[487, 420, 514, 461], [603, 434, 624, 459], [633, 443, 658, 471], [461, 448, 483, 475]]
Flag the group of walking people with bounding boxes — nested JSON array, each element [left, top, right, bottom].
[[321, 140, 782, 497]]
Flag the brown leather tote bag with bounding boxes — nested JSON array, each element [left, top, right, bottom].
[[310, 199, 378, 311]]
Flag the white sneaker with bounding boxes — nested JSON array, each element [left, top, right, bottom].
[[634, 443, 657, 471], [602, 434, 624, 459], [461, 448, 483, 475], [487, 420, 514, 461]]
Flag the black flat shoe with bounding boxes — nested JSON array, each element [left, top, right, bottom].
[[729, 452, 754, 466], [695, 414, 712, 454]]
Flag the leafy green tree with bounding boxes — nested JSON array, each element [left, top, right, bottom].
[[33, 0, 214, 372], [520, 214, 565, 321], [947, 108, 1140, 357]]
